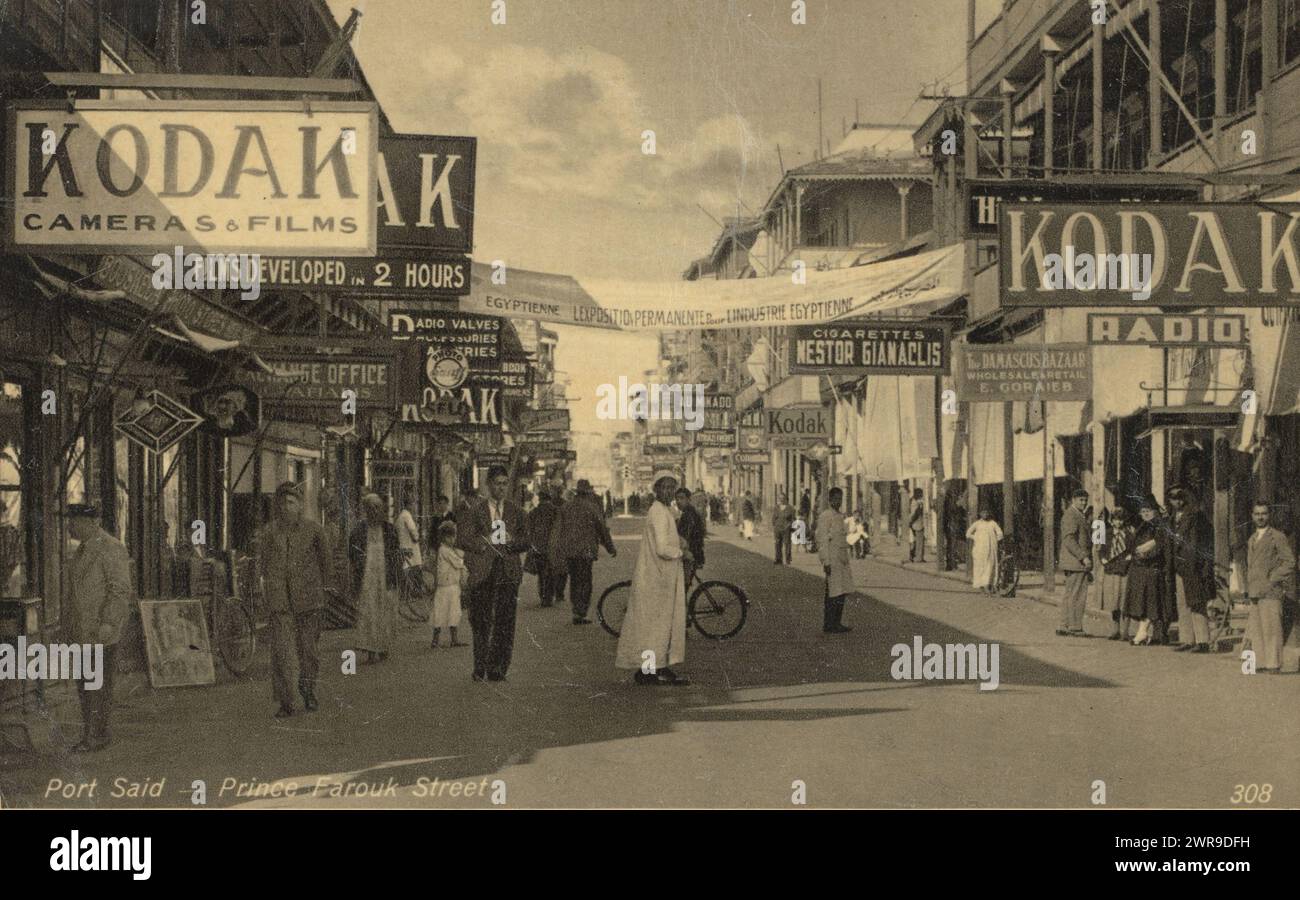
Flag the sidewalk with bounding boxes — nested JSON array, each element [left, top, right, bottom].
[[710, 519, 1121, 637]]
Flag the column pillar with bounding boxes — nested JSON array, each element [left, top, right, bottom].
[[1149, 0, 1163, 159], [1263, 0, 1279, 85], [1001, 79, 1015, 177], [1214, 0, 1228, 125], [1042, 37, 1060, 176], [895, 181, 912, 242], [794, 183, 805, 248], [1092, 20, 1104, 169]]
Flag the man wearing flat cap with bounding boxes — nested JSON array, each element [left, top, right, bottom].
[[257, 482, 331, 717], [63, 503, 132, 752]]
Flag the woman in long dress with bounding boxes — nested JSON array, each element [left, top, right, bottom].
[[616, 476, 689, 686], [966, 509, 1002, 592], [349, 493, 402, 663], [1123, 495, 1169, 646]]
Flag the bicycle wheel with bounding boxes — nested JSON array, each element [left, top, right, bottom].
[[996, 557, 1019, 598], [596, 581, 632, 637], [689, 580, 748, 640], [398, 568, 431, 623], [215, 596, 256, 676]]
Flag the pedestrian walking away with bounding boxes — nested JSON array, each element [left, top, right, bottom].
[[772, 491, 795, 565], [549, 478, 617, 624], [616, 476, 690, 686], [907, 488, 927, 563], [526, 485, 565, 608], [258, 482, 330, 718], [1057, 489, 1091, 636], [741, 491, 756, 541], [459, 466, 531, 681], [62, 503, 132, 751], [817, 487, 854, 633], [349, 493, 403, 664]]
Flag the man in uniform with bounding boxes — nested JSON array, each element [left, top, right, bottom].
[[258, 482, 331, 717], [63, 504, 132, 752]]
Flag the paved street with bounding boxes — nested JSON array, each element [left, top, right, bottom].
[[3, 515, 1295, 809]]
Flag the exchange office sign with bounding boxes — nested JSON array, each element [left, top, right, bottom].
[[7, 99, 378, 255], [1087, 313, 1246, 346], [387, 309, 501, 370], [789, 320, 950, 375], [246, 350, 397, 410], [956, 344, 1092, 402], [1000, 202, 1300, 307]]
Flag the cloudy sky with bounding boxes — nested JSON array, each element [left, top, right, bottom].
[[329, 0, 1002, 459]]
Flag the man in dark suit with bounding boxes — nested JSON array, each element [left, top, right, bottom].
[[1056, 488, 1092, 637], [772, 490, 795, 565], [550, 479, 616, 624], [457, 466, 530, 681], [1168, 486, 1215, 652], [676, 487, 706, 582]]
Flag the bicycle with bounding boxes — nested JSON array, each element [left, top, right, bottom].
[[213, 553, 258, 676], [995, 542, 1020, 597], [1206, 566, 1244, 650], [397, 549, 433, 623], [596, 564, 749, 640]]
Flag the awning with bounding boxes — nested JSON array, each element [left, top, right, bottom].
[[1136, 405, 1240, 438]]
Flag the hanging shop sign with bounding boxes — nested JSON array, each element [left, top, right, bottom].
[[702, 393, 735, 431], [194, 384, 260, 438], [475, 451, 511, 468], [645, 433, 684, 449], [532, 447, 577, 461], [695, 430, 735, 449], [399, 381, 503, 432], [114, 390, 203, 453], [256, 253, 469, 297], [788, 320, 950, 375], [737, 424, 766, 451], [766, 406, 833, 448], [955, 343, 1092, 402], [474, 356, 533, 399], [515, 431, 565, 445], [245, 350, 398, 410], [734, 451, 770, 466], [387, 309, 502, 370], [1086, 313, 1246, 347], [368, 459, 418, 481], [93, 255, 263, 342], [518, 408, 570, 432], [1000, 202, 1300, 308], [374, 133, 476, 254], [7, 99, 378, 255]]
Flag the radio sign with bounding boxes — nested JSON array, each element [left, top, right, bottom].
[[7, 99, 378, 255], [1086, 313, 1245, 346]]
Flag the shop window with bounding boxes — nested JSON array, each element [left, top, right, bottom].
[[1284, 0, 1300, 65], [0, 382, 30, 598]]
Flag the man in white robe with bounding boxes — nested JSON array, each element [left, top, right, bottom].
[[966, 509, 1002, 593], [616, 476, 691, 685]]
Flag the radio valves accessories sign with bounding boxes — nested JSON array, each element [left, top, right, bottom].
[[426, 347, 470, 391]]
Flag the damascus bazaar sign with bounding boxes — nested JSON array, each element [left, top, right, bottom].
[[1000, 202, 1300, 307]]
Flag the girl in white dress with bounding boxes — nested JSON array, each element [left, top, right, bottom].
[[430, 520, 468, 649]]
